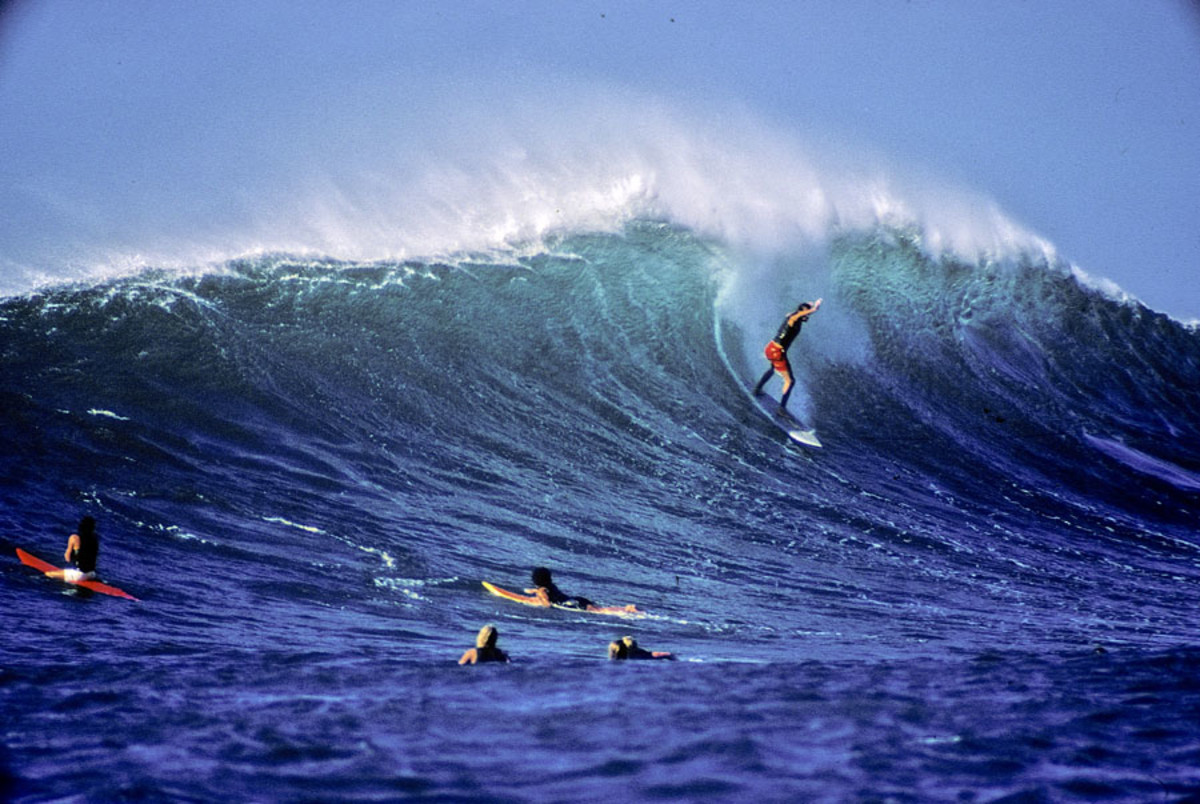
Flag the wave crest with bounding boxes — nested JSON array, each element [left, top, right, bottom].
[[3, 91, 1060, 300]]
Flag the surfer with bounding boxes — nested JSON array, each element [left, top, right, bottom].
[[458, 624, 510, 665], [527, 566, 593, 609], [753, 298, 822, 413], [527, 567, 639, 614], [607, 636, 674, 660], [47, 515, 99, 583]]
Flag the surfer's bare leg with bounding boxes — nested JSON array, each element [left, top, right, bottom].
[[778, 372, 795, 412], [753, 367, 774, 396]]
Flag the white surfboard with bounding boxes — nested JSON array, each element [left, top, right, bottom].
[[753, 392, 822, 448]]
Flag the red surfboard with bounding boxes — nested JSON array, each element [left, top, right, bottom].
[[16, 548, 139, 601]]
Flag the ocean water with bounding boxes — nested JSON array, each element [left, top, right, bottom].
[[3, 214, 1200, 801]]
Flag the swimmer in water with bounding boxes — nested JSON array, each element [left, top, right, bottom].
[[607, 635, 674, 660], [458, 624, 510, 665]]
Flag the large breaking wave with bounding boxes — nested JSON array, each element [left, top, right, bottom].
[[3, 98, 1199, 666]]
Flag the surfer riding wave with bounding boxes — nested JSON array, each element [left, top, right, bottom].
[[753, 298, 822, 414]]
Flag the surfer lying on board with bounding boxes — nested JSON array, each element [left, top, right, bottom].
[[46, 515, 99, 583], [753, 298, 822, 414], [608, 636, 674, 660], [459, 624, 510, 664], [527, 567, 639, 614]]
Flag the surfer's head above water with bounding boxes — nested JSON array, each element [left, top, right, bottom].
[[459, 623, 509, 665], [531, 567, 553, 587], [476, 624, 499, 649]]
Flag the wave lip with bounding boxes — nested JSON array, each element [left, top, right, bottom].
[[2, 96, 1067, 303]]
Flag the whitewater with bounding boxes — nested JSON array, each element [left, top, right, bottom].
[[3, 109, 1200, 801]]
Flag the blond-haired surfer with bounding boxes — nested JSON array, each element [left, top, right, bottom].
[[607, 635, 674, 660], [459, 624, 510, 665]]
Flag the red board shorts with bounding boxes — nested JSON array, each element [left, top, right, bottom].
[[764, 341, 789, 373]]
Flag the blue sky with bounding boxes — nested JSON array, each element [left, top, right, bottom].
[[2, 1, 1198, 318]]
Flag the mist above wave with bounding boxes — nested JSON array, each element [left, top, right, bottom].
[[2, 85, 1055, 299]]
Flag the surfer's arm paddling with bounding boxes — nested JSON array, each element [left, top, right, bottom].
[[608, 636, 675, 660], [524, 586, 554, 607]]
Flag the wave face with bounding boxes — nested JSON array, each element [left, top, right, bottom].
[[4, 218, 1200, 799]]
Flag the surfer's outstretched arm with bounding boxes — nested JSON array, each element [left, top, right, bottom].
[[63, 533, 80, 562], [523, 587, 553, 607]]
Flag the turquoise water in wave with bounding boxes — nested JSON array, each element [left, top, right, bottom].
[[3, 222, 1200, 800]]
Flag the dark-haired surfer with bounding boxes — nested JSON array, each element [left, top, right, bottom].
[[527, 567, 638, 614], [47, 516, 99, 582], [458, 624, 510, 665], [753, 298, 822, 413], [528, 566, 593, 609]]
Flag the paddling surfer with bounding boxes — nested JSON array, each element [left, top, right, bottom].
[[47, 516, 99, 582], [753, 298, 822, 414], [607, 636, 674, 660], [458, 624, 510, 664], [527, 566, 594, 610], [527, 567, 638, 614]]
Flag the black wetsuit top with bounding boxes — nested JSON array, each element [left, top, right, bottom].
[[476, 647, 508, 663], [542, 582, 593, 609], [773, 315, 805, 350], [71, 530, 99, 574]]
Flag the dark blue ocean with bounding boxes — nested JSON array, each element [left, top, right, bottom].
[[3, 220, 1200, 801]]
